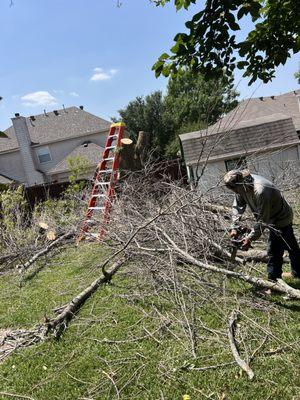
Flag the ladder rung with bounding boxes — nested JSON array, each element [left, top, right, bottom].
[[103, 157, 114, 161], [92, 194, 106, 198], [87, 233, 99, 238], [106, 146, 116, 150], [89, 207, 105, 210], [95, 181, 110, 185], [109, 134, 118, 138], [98, 169, 113, 173]]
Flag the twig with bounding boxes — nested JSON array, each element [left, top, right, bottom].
[[0, 392, 35, 400], [17, 230, 75, 272], [101, 370, 120, 400], [227, 310, 254, 380]]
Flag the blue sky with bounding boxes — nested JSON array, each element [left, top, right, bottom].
[[0, 0, 299, 130]]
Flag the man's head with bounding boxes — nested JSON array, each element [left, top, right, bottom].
[[223, 169, 252, 192]]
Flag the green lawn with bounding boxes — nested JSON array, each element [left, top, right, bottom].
[[0, 241, 300, 400]]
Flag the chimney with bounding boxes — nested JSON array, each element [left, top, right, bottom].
[[12, 115, 44, 187], [79, 105, 84, 110]]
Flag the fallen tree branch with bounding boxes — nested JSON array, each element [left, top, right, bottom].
[[46, 256, 128, 336], [0, 253, 20, 265], [202, 202, 231, 216], [159, 229, 300, 299], [16, 230, 75, 273], [243, 250, 288, 264], [0, 326, 46, 363], [228, 310, 254, 380]]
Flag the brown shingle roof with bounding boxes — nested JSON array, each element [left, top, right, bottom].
[[180, 90, 300, 165], [0, 107, 111, 153], [47, 142, 104, 175]]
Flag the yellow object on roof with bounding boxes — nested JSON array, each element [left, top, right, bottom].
[[110, 122, 126, 128]]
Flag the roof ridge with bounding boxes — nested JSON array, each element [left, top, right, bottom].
[[241, 89, 300, 103]]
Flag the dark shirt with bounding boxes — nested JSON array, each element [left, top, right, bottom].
[[231, 174, 293, 240]]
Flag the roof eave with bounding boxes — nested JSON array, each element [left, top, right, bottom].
[[186, 140, 300, 166]]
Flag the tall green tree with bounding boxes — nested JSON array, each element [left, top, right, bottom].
[[163, 71, 238, 155], [117, 91, 171, 154], [117, 71, 238, 157], [152, 0, 299, 85], [164, 71, 238, 128]]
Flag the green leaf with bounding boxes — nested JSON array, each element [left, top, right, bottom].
[[159, 53, 170, 60], [237, 61, 248, 69]]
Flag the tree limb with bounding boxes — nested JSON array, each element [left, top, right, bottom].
[[17, 230, 75, 272], [228, 310, 254, 380], [158, 228, 300, 299], [46, 257, 128, 336]]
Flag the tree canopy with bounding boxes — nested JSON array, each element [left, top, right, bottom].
[[152, 0, 300, 85], [117, 71, 238, 157]]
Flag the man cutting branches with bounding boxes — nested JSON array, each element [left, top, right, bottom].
[[224, 170, 300, 281]]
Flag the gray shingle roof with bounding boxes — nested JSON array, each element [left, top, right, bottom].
[[180, 90, 300, 165], [0, 174, 14, 184], [0, 107, 111, 153], [47, 142, 105, 175], [181, 115, 299, 166]]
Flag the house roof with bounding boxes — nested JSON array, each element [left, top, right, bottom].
[[180, 90, 300, 166], [0, 107, 111, 153], [0, 174, 14, 184], [47, 142, 105, 175]]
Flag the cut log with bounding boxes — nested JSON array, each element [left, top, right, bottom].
[[119, 131, 150, 172], [135, 131, 150, 165], [120, 138, 133, 146], [119, 139, 138, 171]]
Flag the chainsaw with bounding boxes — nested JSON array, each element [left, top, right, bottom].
[[229, 226, 252, 261]]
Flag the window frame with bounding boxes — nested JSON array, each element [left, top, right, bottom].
[[225, 156, 247, 172], [36, 146, 52, 164]]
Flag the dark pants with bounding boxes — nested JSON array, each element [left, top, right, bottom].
[[267, 225, 300, 280]]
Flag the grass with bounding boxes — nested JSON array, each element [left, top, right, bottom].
[[0, 239, 300, 399]]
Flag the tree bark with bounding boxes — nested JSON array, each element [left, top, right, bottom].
[[119, 131, 150, 172], [46, 257, 127, 336], [228, 310, 254, 380]]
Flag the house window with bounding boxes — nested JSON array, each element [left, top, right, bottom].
[[36, 146, 52, 163], [225, 156, 247, 172]]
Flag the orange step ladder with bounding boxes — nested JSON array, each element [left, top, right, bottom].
[[77, 122, 125, 242]]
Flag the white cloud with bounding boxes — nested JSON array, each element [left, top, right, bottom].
[[69, 91, 79, 97], [21, 91, 58, 107], [90, 67, 118, 82]]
